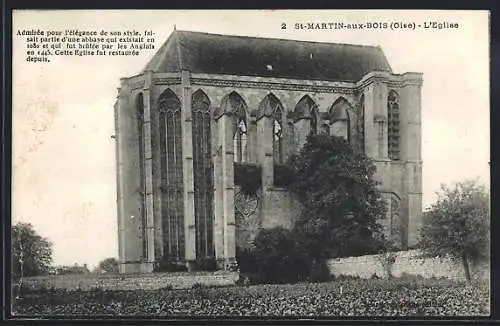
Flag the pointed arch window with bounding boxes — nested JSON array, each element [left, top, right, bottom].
[[234, 119, 247, 163], [357, 95, 365, 154], [388, 90, 400, 160], [158, 89, 184, 261], [273, 119, 283, 164], [329, 97, 351, 142], [221, 92, 247, 164], [258, 93, 285, 165], [135, 93, 147, 260], [294, 95, 317, 134], [191, 90, 214, 259]]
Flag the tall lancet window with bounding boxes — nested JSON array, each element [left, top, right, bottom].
[[357, 95, 365, 154], [259, 93, 285, 165], [310, 108, 318, 135], [136, 93, 147, 260], [273, 119, 283, 164], [271, 103, 284, 165], [158, 89, 185, 261], [222, 92, 247, 163], [388, 90, 400, 160], [234, 119, 247, 163], [191, 90, 214, 259]]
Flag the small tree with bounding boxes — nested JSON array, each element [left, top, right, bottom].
[[419, 180, 490, 281], [98, 257, 119, 273], [288, 134, 388, 259], [12, 223, 53, 279]]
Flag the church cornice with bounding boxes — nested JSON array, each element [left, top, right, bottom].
[[153, 77, 182, 86], [190, 77, 356, 94], [126, 71, 422, 93], [356, 72, 423, 90]]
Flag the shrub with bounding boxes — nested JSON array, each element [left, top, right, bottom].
[[191, 282, 205, 289], [252, 227, 310, 284], [193, 258, 217, 271], [236, 247, 259, 274], [273, 164, 294, 187], [309, 259, 332, 282], [154, 258, 188, 273]]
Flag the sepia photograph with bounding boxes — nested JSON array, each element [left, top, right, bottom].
[[10, 9, 490, 317]]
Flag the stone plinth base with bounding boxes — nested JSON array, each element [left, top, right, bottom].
[[119, 262, 155, 274]]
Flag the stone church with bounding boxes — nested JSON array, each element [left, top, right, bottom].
[[114, 30, 423, 273]]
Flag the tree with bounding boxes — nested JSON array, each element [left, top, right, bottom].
[[288, 134, 387, 259], [97, 257, 119, 273], [12, 223, 53, 279], [418, 180, 490, 281]]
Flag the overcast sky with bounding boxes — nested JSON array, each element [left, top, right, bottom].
[[12, 10, 489, 268]]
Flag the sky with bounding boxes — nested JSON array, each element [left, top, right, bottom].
[[12, 10, 490, 269]]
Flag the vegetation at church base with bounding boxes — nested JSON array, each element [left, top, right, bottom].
[[97, 258, 119, 274], [287, 135, 388, 259], [418, 180, 490, 282], [12, 278, 489, 316], [236, 135, 389, 284]]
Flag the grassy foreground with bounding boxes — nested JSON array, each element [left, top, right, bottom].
[[12, 278, 489, 317]]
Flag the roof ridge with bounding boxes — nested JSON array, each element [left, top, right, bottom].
[[175, 29, 383, 50], [142, 29, 393, 80], [174, 30, 184, 70]]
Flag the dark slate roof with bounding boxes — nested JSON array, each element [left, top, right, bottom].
[[143, 30, 392, 82]]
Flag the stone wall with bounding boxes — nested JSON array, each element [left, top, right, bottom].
[[21, 271, 240, 291], [234, 186, 303, 249], [234, 186, 261, 249], [325, 250, 490, 281], [260, 187, 302, 230]]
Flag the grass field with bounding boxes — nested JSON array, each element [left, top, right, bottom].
[[12, 277, 490, 317]]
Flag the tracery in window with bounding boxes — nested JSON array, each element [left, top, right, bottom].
[[294, 95, 317, 134], [158, 89, 184, 261], [388, 90, 400, 160], [329, 97, 351, 142], [258, 93, 285, 165], [191, 90, 214, 259], [221, 92, 247, 163]]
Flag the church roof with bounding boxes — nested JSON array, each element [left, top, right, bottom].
[[143, 30, 392, 82]]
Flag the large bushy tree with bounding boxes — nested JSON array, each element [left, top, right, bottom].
[[12, 223, 53, 279], [418, 180, 490, 281], [288, 134, 387, 259]]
